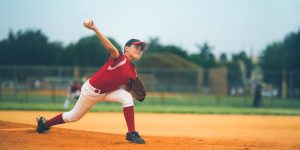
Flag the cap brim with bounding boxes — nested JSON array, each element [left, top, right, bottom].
[[132, 41, 147, 50]]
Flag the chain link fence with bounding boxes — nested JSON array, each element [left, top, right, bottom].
[[0, 65, 299, 106]]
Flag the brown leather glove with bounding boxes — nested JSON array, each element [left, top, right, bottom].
[[128, 76, 146, 102]]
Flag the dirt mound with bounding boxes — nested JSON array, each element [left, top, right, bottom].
[[0, 121, 296, 150]]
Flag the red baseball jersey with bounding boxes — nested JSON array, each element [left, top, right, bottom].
[[89, 52, 137, 93], [70, 83, 81, 93]]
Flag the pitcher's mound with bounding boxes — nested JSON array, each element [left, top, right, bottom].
[[0, 120, 286, 150]]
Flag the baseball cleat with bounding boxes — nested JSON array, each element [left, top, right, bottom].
[[36, 116, 50, 133], [126, 131, 145, 144]]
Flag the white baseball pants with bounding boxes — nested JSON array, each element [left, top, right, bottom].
[[62, 79, 134, 122]]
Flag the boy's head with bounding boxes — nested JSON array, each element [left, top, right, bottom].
[[124, 39, 147, 60]]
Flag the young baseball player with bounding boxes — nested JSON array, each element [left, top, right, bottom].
[[63, 80, 81, 109], [36, 19, 146, 144]]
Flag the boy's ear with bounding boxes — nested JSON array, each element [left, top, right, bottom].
[[124, 46, 129, 52]]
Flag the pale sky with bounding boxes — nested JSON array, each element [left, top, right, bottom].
[[1, 0, 300, 57]]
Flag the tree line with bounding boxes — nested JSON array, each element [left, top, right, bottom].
[[0, 30, 120, 66], [0, 28, 300, 97], [0, 29, 252, 68]]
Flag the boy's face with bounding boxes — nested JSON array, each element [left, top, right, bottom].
[[125, 44, 143, 60]]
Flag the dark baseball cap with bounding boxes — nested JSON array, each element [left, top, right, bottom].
[[124, 39, 147, 51]]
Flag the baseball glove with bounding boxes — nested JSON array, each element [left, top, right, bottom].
[[128, 76, 146, 102]]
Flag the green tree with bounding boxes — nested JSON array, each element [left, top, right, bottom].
[[227, 54, 243, 88], [0, 29, 63, 65], [189, 42, 217, 69], [260, 29, 300, 97], [63, 35, 121, 67], [147, 37, 188, 59], [233, 51, 253, 79], [219, 53, 228, 64], [188, 42, 217, 87], [227, 51, 253, 89]]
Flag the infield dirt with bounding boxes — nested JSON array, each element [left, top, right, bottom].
[[0, 111, 300, 149]]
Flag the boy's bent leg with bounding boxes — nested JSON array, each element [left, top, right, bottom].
[[36, 95, 96, 134], [104, 89, 135, 132], [104, 89, 145, 144], [62, 95, 96, 123], [36, 80, 102, 133]]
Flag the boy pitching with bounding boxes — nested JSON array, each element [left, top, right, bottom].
[[36, 19, 146, 144]]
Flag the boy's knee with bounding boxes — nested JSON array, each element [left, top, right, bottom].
[[121, 91, 134, 107], [62, 112, 82, 123]]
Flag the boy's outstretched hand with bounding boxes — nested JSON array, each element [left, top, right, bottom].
[[84, 19, 97, 31]]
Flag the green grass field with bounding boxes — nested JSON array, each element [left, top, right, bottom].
[[1, 93, 300, 115]]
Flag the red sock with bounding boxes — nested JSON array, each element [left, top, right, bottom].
[[123, 106, 135, 132], [45, 113, 65, 128]]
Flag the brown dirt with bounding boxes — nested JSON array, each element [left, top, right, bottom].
[[0, 111, 300, 150]]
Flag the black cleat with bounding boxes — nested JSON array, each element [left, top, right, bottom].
[[36, 116, 50, 133], [126, 131, 145, 144]]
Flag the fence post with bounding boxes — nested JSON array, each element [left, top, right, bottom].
[[253, 83, 262, 107], [74, 66, 80, 81], [289, 71, 293, 98], [150, 68, 156, 92], [13, 66, 19, 102], [282, 71, 287, 99], [196, 69, 203, 94]]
